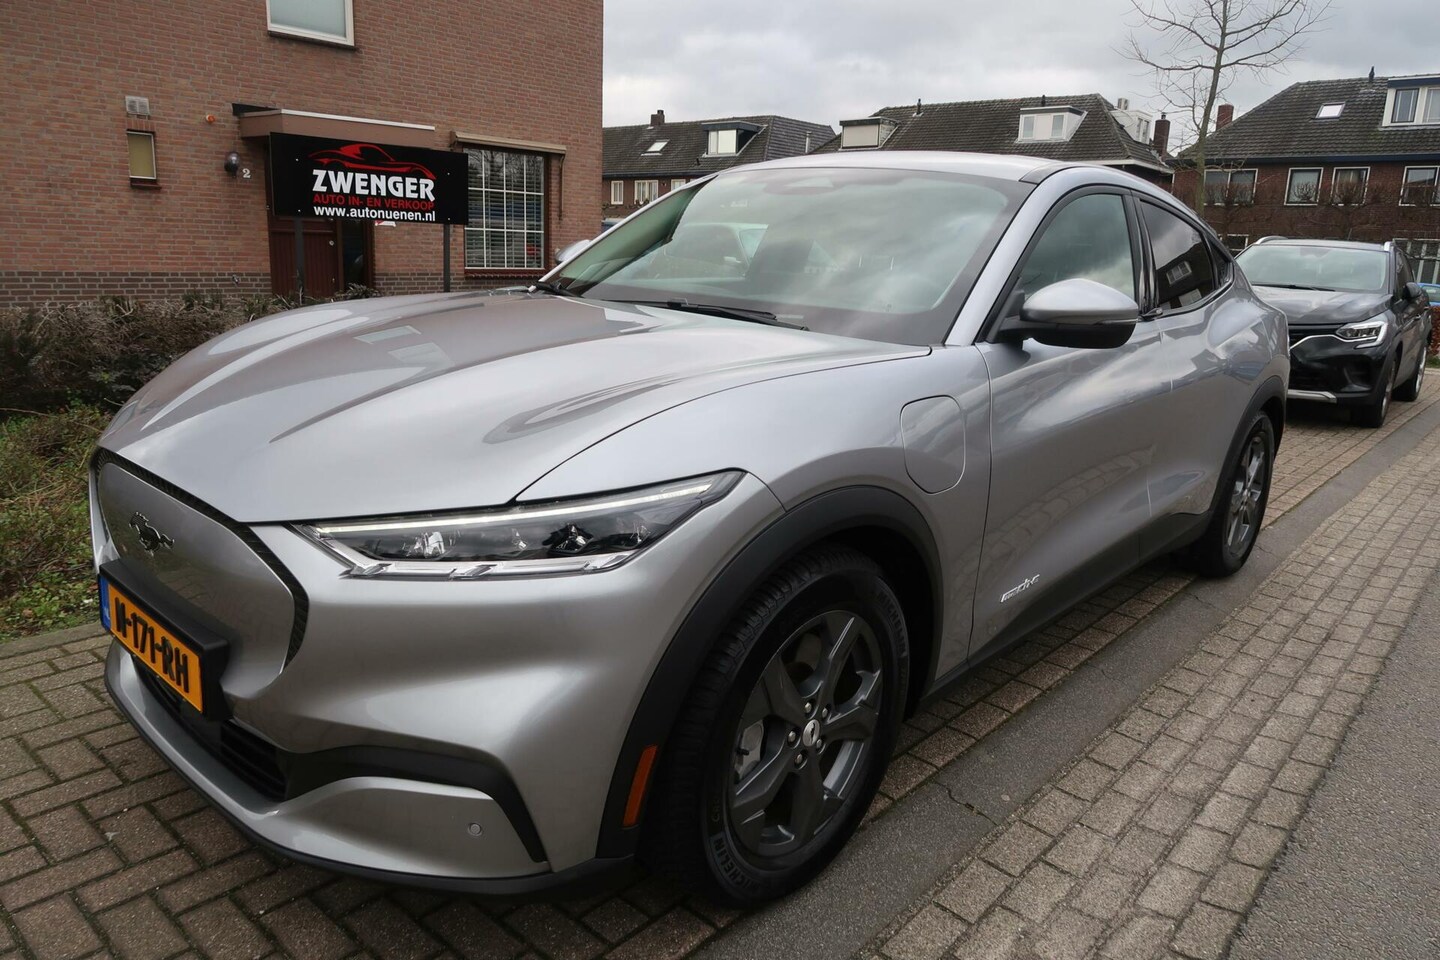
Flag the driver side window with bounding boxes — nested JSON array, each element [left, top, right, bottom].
[[1015, 193, 1137, 308]]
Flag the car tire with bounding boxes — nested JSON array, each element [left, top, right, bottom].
[[1394, 342, 1428, 403], [1355, 355, 1398, 428], [640, 544, 909, 905], [1182, 412, 1275, 578]]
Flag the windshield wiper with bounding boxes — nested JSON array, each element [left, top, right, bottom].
[[528, 280, 572, 295], [1258, 282, 1333, 291], [625, 299, 807, 330]]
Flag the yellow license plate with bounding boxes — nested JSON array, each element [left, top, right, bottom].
[[104, 580, 205, 713]]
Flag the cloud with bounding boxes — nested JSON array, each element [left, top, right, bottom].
[[604, 0, 1437, 144]]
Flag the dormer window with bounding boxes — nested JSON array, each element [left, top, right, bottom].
[[708, 129, 737, 155], [838, 117, 897, 149], [1385, 80, 1440, 126], [1315, 102, 1344, 119], [1018, 107, 1083, 142], [645, 140, 668, 153]]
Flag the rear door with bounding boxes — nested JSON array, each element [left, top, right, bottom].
[[1134, 198, 1244, 523], [971, 188, 1163, 659]]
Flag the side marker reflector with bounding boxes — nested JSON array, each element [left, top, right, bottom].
[[623, 744, 659, 827]]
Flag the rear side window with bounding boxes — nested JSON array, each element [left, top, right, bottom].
[[1140, 202, 1217, 310], [1016, 193, 1136, 301]]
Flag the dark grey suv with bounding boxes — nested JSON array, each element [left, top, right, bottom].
[[1235, 238, 1432, 427]]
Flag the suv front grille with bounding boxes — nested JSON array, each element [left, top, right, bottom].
[[139, 670, 286, 800]]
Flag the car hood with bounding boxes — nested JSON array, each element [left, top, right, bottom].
[[99, 292, 924, 521], [1252, 286, 1389, 328]]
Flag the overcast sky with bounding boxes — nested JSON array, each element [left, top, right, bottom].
[[603, 0, 1437, 146]]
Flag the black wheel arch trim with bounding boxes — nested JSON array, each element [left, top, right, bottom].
[[595, 484, 943, 860], [1206, 375, 1286, 521]]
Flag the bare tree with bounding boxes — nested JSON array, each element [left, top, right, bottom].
[[1124, 0, 1331, 211]]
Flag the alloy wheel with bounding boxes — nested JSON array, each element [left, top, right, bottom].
[[1225, 435, 1267, 557], [727, 609, 882, 860]]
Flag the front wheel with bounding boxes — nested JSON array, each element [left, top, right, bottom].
[[1355, 355, 1398, 427], [640, 545, 909, 905], [1183, 412, 1275, 578], [1394, 341, 1428, 402]]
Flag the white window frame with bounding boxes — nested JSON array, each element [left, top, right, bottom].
[[645, 140, 667, 154], [635, 180, 659, 204], [609, 180, 624, 205], [1384, 85, 1440, 126], [1315, 102, 1345, 119], [1329, 166, 1370, 205], [463, 148, 546, 271], [266, 0, 354, 45], [707, 129, 738, 156], [1285, 167, 1323, 206], [1400, 165, 1440, 207], [1204, 168, 1257, 206], [1223, 234, 1249, 253], [126, 130, 157, 182], [670, 178, 686, 192]]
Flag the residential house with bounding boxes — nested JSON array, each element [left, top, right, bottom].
[[602, 111, 834, 223], [811, 94, 1172, 184], [1173, 75, 1440, 280], [4, 0, 601, 305]]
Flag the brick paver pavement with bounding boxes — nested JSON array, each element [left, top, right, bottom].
[[0, 383, 1436, 960], [864, 398, 1440, 959]]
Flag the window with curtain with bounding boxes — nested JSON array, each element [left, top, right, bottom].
[[464, 149, 545, 270], [267, 0, 353, 44]]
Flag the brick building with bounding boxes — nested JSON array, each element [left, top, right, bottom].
[[811, 94, 1173, 185], [602, 110, 834, 223], [1173, 76, 1440, 280], [3, 0, 602, 306]]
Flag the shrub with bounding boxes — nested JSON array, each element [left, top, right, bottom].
[[0, 286, 375, 415], [0, 406, 110, 640]]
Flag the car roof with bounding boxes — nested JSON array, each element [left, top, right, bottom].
[[1250, 238, 1390, 252], [725, 149, 1064, 183]]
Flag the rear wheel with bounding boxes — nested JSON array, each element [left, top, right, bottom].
[[1183, 412, 1274, 578], [640, 545, 908, 905]]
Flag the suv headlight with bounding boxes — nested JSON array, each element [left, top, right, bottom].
[[299, 472, 741, 579], [1336, 315, 1388, 345]]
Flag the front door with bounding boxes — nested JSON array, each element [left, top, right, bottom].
[[971, 189, 1163, 660], [267, 217, 373, 298]]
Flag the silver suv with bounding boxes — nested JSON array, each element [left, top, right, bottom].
[[93, 153, 1287, 905]]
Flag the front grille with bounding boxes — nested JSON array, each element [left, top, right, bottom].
[[139, 670, 287, 800], [92, 449, 310, 664]]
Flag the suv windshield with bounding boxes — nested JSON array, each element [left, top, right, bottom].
[[1236, 244, 1389, 294], [550, 167, 1032, 345]]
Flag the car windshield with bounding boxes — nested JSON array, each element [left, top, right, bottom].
[[1236, 244, 1389, 294], [549, 167, 1032, 344]]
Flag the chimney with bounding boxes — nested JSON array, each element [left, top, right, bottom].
[[1216, 104, 1234, 129], [1116, 97, 1130, 111], [650, 109, 665, 126], [1153, 112, 1171, 157]]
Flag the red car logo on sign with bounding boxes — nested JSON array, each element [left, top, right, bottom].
[[308, 143, 435, 180]]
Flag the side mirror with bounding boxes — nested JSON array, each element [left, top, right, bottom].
[[998, 278, 1140, 349], [1404, 281, 1426, 302], [555, 238, 592, 265]]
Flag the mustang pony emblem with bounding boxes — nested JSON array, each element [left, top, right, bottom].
[[128, 512, 174, 553]]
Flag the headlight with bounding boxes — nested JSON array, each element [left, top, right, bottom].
[[298, 472, 741, 579], [1336, 315, 1388, 345]]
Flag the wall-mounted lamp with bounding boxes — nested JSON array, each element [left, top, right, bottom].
[[223, 151, 240, 176]]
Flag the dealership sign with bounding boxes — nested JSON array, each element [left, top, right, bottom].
[[269, 133, 469, 224]]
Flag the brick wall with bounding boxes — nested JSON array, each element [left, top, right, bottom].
[[1173, 162, 1440, 245], [3, 0, 601, 306]]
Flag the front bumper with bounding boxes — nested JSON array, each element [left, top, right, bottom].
[[95, 456, 784, 887], [1287, 331, 1390, 405]]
